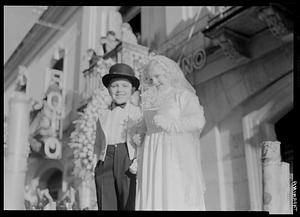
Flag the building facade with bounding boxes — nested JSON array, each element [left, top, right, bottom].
[[4, 6, 294, 211]]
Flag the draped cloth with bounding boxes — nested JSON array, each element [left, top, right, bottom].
[[136, 55, 206, 210]]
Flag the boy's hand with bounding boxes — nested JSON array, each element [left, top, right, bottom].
[[129, 159, 137, 174], [92, 154, 98, 175]]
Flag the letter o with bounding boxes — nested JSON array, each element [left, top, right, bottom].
[[181, 56, 193, 75], [44, 137, 61, 159], [193, 49, 206, 70], [47, 91, 62, 113]]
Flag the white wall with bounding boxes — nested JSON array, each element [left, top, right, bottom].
[[4, 82, 17, 117], [218, 109, 250, 210], [141, 6, 166, 49], [165, 6, 184, 36], [26, 22, 79, 110]]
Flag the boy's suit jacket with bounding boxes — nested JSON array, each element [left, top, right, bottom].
[[93, 102, 142, 162]]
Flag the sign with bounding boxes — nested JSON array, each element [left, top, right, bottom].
[[47, 91, 63, 118], [44, 137, 62, 159], [179, 48, 206, 75], [44, 68, 64, 139]]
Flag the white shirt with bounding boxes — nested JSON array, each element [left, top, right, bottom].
[[107, 103, 128, 145]]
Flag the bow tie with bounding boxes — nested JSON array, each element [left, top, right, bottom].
[[110, 102, 127, 110]]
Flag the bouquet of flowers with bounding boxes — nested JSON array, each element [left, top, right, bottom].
[[68, 88, 111, 180]]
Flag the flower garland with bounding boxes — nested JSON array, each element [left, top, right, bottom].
[[68, 88, 112, 180], [68, 57, 115, 181]]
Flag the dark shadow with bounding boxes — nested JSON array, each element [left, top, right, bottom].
[[125, 170, 136, 210], [275, 109, 294, 173], [39, 168, 63, 201]]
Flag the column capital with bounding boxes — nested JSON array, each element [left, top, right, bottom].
[[211, 27, 250, 60], [261, 141, 281, 164]]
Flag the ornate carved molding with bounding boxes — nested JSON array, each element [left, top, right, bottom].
[[257, 6, 293, 39], [211, 28, 250, 59]]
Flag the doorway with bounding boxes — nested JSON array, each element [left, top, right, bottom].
[[274, 109, 294, 173]]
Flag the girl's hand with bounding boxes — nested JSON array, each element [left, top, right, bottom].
[[132, 134, 141, 146], [153, 114, 170, 130]]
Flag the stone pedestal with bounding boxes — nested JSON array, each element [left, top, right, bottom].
[[262, 141, 292, 214], [4, 93, 30, 210]]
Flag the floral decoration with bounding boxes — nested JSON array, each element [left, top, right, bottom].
[[68, 88, 111, 180]]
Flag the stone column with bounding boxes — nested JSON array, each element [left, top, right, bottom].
[[4, 93, 30, 210], [262, 141, 291, 214]]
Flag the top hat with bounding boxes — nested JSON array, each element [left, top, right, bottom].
[[102, 63, 140, 89]]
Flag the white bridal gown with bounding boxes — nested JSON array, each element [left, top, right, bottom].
[[135, 87, 206, 211]]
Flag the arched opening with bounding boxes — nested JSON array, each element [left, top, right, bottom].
[[39, 168, 63, 201]]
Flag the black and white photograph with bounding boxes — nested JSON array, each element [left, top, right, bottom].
[[3, 5, 296, 213]]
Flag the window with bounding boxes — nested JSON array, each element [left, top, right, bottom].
[[52, 58, 64, 71], [119, 6, 141, 43], [51, 48, 65, 71]]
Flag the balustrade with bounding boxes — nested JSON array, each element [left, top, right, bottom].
[[80, 42, 149, 110]]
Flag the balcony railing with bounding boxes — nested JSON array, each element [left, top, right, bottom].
[[78, 42, 149, 111]]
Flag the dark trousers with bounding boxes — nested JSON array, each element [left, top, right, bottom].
[[94, 143, 136, 210]]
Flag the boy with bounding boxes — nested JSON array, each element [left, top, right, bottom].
[[93, 63, 141, 210]]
